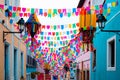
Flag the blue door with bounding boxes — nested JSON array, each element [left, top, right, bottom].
[[14, 49, 17, 80], [4, 44, 9, 80]]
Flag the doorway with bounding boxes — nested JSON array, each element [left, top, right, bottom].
[[4, 43, 9, 80]]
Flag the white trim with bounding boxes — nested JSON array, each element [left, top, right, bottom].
[[107, 35, 116, 71]]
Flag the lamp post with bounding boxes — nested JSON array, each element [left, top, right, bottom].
[[17, 18, 25, 33], [96, 14, 120, 32], [3, 18, 25, 42]]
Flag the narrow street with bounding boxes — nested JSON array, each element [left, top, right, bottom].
[[0, 0, 120, 80]]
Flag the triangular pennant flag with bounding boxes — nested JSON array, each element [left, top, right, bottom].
[[31, 8, 34, 14], [44, 12, 47, 17], [48, 9, 52, 14], [112, 2, 116, 7], [12, 12, 16, 18], [54, 25, 56, 30], [73, 30, 77, 34], [8, 6, 12, 11], [22, 8, 26, 12], [27, 8, 30, 12], [56, 32, 59, 36], [24, 13, 28, 17], [35, 9, 38, 14], [69, 24, 71, 28], [67, 13, 71, 17], [61, 25, 64, 29], [57, 37, 60, 40], [60, 13, 63, 18], [0, 4, 4, 10], [48, 13, 51, 18], [19, 13, 23, 17], [13, 6, 17, 11], [17, 7, 21, 11], [58, 9, 61, 14], [39, 9, 43, 15], [72, 8, 76, 13], [95, 5, 99, 10], [66, 31, 69, 35], [63, 9, 66, 14], [53, 9, 57, 14], [72, 24, 76, 28], [103, 4, 107, 9], [107, 8, 111, 13]]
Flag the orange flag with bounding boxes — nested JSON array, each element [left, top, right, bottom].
[[91, 12, 96, 28]]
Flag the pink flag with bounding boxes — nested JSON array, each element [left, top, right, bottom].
[[22, 8, 26, 12], [13, 6, 16, 11], [0, 4, 4, 10]]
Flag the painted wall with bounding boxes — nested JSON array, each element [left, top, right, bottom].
[[76, 51, 90, 70], [0, 0, 26, 80], [90, 0, 120, 80]]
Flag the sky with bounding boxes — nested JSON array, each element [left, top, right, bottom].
[[20, 0, 80, 48], [20, 0, 79, 9], [20, 0, 79, 25]]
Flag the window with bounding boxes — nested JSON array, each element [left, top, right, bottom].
[[4, 43, 9, 80], [21, 53, 24, 77], [92, 49, 96, 71], [27, 56, 29, 64], [27, 55, 37, 67], [14, 48, 17, 80], [107, 36, 116, 71]]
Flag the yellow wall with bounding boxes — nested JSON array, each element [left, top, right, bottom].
[[0, 1, 26, 80]]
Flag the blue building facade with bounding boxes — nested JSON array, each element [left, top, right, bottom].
[[26, 48, 37, 80], [90, 0, 120, 80]]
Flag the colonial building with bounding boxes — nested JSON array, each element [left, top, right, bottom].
[[0, 0, 26, 80], [91, 0, 120, 80], [26, 49, 37, 80], [75, 0, 94, 80]]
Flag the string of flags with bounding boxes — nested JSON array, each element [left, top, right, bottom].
[[41, 23, 79, 30], [0, 0, 118, 72], [0, 1, 118, 18], [18, 0, 118, 70]]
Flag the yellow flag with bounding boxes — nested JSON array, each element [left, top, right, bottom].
[[60, 32, 62, 35], [91, 12, 96, 28], [69, 24, 71, 28], [80, 14, 85, 28], [27, 8, 30, 12], [48, 9, 52, 14], [54, 37, 56, 40], [112, 2, 116, 7], [86, 13, 90, 27], [79, 8, 85, 28], [91, 6, 94, 10], [107, 8, 111, 13], [16, 12, 19, 16]]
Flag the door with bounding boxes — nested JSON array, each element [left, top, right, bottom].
[[4, 44, 9, 80]]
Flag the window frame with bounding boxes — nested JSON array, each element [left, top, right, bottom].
[[92, 49, 96, 71], [107, 35, 116, 71], [14, 47, 18, 79], [21, 52, 24, 77], [4, 42, 10, 80]]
